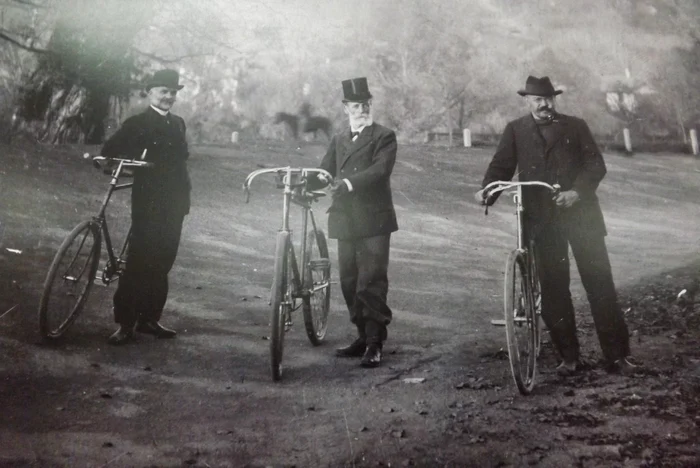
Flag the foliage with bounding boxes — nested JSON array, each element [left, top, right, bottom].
[[1, 0, 699, 145]]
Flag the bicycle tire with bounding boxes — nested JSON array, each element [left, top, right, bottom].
[[270, 231, 290, 381], [504, 249, 538, 395], [302, 229, 331, 345], [39, 220, 101, 340]]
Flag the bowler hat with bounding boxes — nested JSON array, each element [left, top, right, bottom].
[[517, 76, 562, 97], [145, 69, 184, 91], [342, 77, 372, 102]]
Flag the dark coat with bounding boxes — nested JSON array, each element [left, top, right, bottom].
[[101, 107, 191, 217], [318, 123, 399, 240], [482, 113, 608, 237]]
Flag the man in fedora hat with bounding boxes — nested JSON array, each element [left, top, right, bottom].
[[100, 68, 191, 345], [476, 75, 636, 375], [311, 77, 398, 367]]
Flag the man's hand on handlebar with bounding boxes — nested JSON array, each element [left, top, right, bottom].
[[316, 173, 331, 187], [553, 190, 579, 208], [474, 189, 495, 206]]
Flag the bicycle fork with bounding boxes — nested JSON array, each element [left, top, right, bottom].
[[270, 231, 301, 332]]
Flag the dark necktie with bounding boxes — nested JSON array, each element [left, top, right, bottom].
[[351, 131, 359, 140]]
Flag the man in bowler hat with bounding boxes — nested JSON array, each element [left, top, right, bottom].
[[312, 77, 398, 367], [477, 76, 636, 375], [101, 69, 191, 345]]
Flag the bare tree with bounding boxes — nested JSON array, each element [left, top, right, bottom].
[[1, 0, 253, 143]]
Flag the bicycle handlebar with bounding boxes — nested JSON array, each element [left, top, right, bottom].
[[243, 166, 334, 203], [481, 180, 560, 198], [90, 156, 154, 170], [476, 181, 561, 215], [85, 148, 154, 171]]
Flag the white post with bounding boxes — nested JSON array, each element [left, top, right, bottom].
[[690, 129, 699, 156], [231, 131, 239, 144], [463, 128, 472, 148], [623, 128, 632, 153]]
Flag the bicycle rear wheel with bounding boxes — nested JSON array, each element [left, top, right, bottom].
[[39, 220, 101, 340], [302, 229, 331, 345], [504, 249, 538, 395], [270, 231, 291, 381]]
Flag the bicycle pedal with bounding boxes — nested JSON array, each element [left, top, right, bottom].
[[491, 319, 506, 327]]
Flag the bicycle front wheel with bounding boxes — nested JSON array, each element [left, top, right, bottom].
[[270, 231, 291, 381], [302, 229, 331, 345], [528, 244, 543, 357], [504, 249, 538, 395], [39, 220, 102, 340]]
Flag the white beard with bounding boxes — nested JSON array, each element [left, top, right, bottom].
[[350, 114, 373, 133]]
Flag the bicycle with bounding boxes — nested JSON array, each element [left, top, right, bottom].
[[38, 152, 152, 340], [479, 180, 559, 395], [243, 166, 333, 381]]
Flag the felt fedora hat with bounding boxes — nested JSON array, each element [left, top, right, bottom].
[[517, 75, 562, 97], [342, 77, 372, 102], [146, 69, 184, 91]]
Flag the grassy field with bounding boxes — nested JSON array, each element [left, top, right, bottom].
[[1, 139, 700, 467]]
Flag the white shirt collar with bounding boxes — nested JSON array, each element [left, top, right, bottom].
[[151, 105, 169, 117]]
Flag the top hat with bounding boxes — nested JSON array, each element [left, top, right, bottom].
[[342, 77, 372, 102], [145, 69, 184, 91], [517, 76, 562, 97]]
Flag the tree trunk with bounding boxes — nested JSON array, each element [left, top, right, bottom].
[[12, 3, 141, 144]]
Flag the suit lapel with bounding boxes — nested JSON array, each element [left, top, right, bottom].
[[544, 116, 568, 154], [147, 107, 177, 131], [522, 116, 546, 157], [338, 124, 374, 170]]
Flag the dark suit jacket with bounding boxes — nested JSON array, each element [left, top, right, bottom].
[[482, 113, 607, 237], [318, 123, 399, 240], [101, 107, 191, 217]]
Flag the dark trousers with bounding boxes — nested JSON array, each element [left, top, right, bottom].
[[337, 234, 392, 344], [113, 207, 185, 326], [535, 224, 630, 363]]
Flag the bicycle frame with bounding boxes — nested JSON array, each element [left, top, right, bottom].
[[93, 160, 132, 284], [512, 186, 526, 252], [245, 166, 333, 300], [281, 170, 312, 299], [90, 155, 152, 284], [485, 180, 558, 326], [483, 180, 559, 394]]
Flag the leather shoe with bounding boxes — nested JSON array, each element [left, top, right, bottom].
[[360, 343, 382, 368], [607, 357, 638, 375], [555, 359, 578, 376], [107, 326, 134, 345], [135, 321, 177, 339], [335, 338, 366, 357]]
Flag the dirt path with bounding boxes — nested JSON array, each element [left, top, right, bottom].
[[1, 140, 699, 467]]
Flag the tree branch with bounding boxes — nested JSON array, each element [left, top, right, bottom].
[[0, 30, 48, 53], [10, 0, 48, 8], [130, 46, 216, 64]]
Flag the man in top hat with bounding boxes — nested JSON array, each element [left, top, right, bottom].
[[100, 69, 191, 345], [312, 77, 398, 367], [476, 76, 636, 375]]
